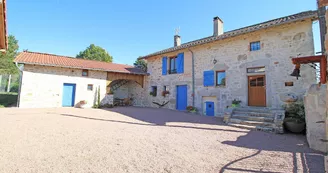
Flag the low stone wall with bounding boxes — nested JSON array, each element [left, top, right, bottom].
[[304, 84, 327, 152], [100, 94, 114, 106]]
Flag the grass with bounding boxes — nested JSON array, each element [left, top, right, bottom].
[[0, 92, 18, 107]]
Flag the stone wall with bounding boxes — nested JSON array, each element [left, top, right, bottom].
[[143, 19, 316, 115], [19, 65, 107, 108], [304, 84, 327, 152]]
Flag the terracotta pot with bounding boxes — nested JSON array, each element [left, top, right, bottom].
[[284, 118, 305, 133]]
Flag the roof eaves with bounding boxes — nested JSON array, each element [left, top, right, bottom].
[[15, 61, 148, 75]]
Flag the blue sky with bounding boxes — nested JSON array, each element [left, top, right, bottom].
[[8, 0, 320, 65]]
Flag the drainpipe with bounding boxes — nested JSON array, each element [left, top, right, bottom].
[[188, 48, 195, 107], [15, 62, 23, 107]]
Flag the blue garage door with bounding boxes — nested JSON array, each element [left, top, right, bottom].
[[62, 83, 76, 107], [176, 85, 187, 110]]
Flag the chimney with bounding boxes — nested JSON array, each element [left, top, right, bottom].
[[174, 35, 181, 47], [213, 16, 223, 36]]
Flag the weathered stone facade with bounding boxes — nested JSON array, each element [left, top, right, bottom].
[[19, 65, 107, 108], [142, 19, 316, 116]]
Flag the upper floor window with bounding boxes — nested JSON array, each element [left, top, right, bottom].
[[250, 41, 261, 51], [216, 71, 226, 86], [82, 69, 89, 76], [169, 56, 177, 74]]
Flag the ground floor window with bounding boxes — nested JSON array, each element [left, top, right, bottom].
[[150, 86, 157, 97], [87, 84, 93, 91]]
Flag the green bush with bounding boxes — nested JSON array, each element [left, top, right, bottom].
[[0, 92, 18, 107]]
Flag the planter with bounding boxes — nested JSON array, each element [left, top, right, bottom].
[[284, 118, 305, 133], [231, 104, 240, 108]]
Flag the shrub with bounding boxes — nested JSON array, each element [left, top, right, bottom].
[[0, 92, 18, 107], [187, 106, 197, 112], [283, 101, 305, 123]]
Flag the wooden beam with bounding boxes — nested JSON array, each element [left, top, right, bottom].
[[292, 55, 327, 84]]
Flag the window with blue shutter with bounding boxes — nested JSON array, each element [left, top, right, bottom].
[[176, 53, 184, 74], [162, 57, 167, 75], [203, 70, 214, 86]]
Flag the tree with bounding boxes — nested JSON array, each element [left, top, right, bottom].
[[76, 44, 113, 62], [134, 58, 147, 72], [0, 35, 19, 74]]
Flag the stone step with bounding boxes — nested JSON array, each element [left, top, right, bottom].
[[233, 111, 273, 117], [229, 118, 275, 127], [232, 114, 274, 122], [227, 123, 275, 132], [234, 107, 271, 113]]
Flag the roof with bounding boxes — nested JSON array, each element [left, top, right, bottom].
[[0, 0, 7, 51], [140, 10, 318, 59], [14, 51, 147, 75]]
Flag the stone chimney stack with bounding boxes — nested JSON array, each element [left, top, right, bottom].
[[213, 16, 224, 36], [174, 35, 181, 47]]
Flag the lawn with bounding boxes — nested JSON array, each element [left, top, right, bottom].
[[0, 92, 18, 107]]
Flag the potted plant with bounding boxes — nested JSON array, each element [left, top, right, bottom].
[[79, 100, 87, 108], [162, 90, 170, 97], [187, 106, 198, 114], [283, 101, 305, 133], [231, 99, 241, 107]]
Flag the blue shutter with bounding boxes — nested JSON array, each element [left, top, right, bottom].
[[162, 56, 167, 75], [176, 53, 184, 73], [203, 70, 214, 86]]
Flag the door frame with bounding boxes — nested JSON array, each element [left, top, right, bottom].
[[62, 83, 76, 107], [248, 75, 266, 107]]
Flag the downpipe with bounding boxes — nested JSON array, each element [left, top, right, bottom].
[[188, 48, 195, 107]]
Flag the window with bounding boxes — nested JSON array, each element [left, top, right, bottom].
[[247, 67, 265, 73], [150, 86, 157, 96], [169, 56, 177, 74], [285, 82, 294, 87], [87, 84, 93, 91], [163, 86, 169, 91], [82, 69, 89, 76], [250, 41, 261, 51], [216, 71, 226, 86]]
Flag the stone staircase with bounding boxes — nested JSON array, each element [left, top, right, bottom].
[[223, 107, 285, 133]]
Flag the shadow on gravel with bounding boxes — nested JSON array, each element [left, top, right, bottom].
[[221, 131, 325, 173], [60, 113, 246, 133], [106, 106, 223, 126]]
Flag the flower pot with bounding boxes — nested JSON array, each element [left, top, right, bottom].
[[284, 118, 305, 133], [231, 104, 240, 108]]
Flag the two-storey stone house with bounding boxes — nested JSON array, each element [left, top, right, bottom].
[[138, 10, 318, 116]]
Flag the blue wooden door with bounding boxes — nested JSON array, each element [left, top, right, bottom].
[[62, 83, 76, 107], [205, 101, 215, 116], [176, 85, 187, 110]]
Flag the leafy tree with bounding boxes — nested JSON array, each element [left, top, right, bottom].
[[0, 35, 19, 74], [134, 58, 147, 72], [76, 44, 113, 62]]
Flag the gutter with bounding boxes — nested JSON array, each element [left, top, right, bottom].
[[188, 48, 195, 107]]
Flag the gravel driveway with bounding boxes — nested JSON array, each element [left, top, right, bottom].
[[0, 107, 324, 173]]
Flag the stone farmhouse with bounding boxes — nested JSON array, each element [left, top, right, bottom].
[[139, 10, 317, 116], [14, 10, 318, 130]]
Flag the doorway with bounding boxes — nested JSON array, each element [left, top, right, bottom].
[[248, 75, 266, 107]]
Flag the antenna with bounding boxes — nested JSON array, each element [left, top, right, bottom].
[[175, 27, 180, 35]]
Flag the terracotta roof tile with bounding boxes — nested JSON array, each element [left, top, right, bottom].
[[14, 51, 147, 75], [140, 10, 318, 59]]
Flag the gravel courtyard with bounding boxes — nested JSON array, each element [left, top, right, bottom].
[[0, 107, 324, 173]]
